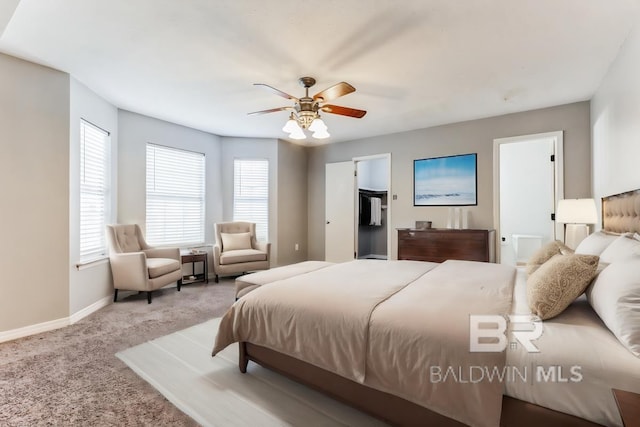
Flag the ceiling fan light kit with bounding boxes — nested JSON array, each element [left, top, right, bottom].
[[249, 76, 366, 141]]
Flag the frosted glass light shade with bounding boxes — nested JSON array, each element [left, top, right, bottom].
[[288, 127, 306, 140], [556, 199, 598, 224], [309, 118, 327, 132], [282, 118, 299, 133], [312, 128, 330, 139]]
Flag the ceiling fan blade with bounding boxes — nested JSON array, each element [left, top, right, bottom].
[[254, 83, 298, 101], [313, 82, 355, 102], [321, 104, 367, 118], [247, 107, 292, 116]]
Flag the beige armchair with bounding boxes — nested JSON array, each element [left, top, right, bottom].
[[213, 221, 270, 282], [106, 224, 183, 304]]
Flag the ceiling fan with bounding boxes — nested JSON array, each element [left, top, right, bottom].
[[248, 76, 367, 140]]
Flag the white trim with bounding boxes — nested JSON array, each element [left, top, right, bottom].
[[75, 256, 109, 270], [69, 295, 112, 324], [493, 131, 564, 263], [0, 317, 69, 343], [0, 296, 112, 343]]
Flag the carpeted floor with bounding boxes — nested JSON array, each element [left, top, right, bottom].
[[0, 279, 235, 426]]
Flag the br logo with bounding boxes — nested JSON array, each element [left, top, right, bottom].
[[469, 315, 543, 353]]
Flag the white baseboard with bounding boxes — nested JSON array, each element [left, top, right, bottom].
[[0, 317, 69, 344], [0, 295, 112, 343], [69, 295, 112, 324]]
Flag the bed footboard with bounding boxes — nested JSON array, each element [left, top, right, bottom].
[[238, 342, 602, 427]]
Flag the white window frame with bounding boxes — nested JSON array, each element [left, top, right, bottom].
[[233, 158, 269, 242], [79, 119, 111, 262], [146, 143, 205, 246]]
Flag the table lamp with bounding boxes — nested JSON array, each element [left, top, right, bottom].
[[556, 198, 598, 249]]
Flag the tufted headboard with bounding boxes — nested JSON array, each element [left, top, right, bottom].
[[602, 189, 640, 233]]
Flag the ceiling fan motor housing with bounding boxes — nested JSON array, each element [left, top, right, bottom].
[[295, 97, 320, 128]]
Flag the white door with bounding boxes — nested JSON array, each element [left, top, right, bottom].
[[497, 136, 558, 265], [325, 161, 355, 262]]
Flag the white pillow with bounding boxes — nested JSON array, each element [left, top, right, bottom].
[[587, 255, 640, 357], [575, 230, 622, 256], [221, 232, 252, 251], [598, 234, 640, 264]]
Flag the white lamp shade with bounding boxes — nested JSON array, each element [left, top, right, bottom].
[[556, 198, 598, 224], [288, 127, 306, 140], [312, 128, 330, 139], [309, 118, 327, 132], [282, 118, 300, 133]]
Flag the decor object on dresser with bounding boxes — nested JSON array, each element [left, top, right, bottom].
[[106, 224, 182, 304], [213, 221, 270, 283], [413, 153, 477, 206], [556, 198, 598, 249], [397, 228, 495, 263]]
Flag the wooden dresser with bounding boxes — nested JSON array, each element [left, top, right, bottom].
[[397, 228, 496, 263]]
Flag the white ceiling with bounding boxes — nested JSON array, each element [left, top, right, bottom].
[[1, 0, 639, 144]]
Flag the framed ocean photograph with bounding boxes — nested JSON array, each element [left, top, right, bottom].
[[413, 153, 477, 206]]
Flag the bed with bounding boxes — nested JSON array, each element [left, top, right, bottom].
[[212, 189, 640, 426]]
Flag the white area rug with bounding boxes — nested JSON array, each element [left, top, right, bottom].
[[116, 318, 386, 427]]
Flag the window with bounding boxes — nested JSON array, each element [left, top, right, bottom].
[[146, 144, 205, 246], [80, 120, 110, 262], [233, 159, 269, 242]]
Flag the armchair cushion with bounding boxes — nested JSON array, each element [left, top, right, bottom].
[[221, 232, 252, 251], [220, 249, 267, 265], [147, 258, 181, 279], [114, 225, 143, 252]]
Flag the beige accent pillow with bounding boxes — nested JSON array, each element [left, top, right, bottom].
[[221, 232, 252, 251], [526, 240, 574, 276], [527, 254, 599, 320]]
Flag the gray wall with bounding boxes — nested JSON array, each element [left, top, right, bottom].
[[69, 78, 119, 315], [277, 140, 308, 265], [117, 110, 223, 246], [0, 53, 71, 331], [592, 21, 640, 211], [308, 101, 591, 260]]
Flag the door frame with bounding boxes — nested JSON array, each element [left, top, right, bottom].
[[492, 131, 564, 263], [353, 153, 392, 259]]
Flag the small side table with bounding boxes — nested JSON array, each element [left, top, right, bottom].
[[613, 388, 640, 427], [180, 250, 209, 285]]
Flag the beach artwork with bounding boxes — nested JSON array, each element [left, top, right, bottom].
[[414, 153, 477, 206]]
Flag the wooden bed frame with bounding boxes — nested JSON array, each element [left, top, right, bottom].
[[236, 189, 640, 426], [239, 342, 600, 426]]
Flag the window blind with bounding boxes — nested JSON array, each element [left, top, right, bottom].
[[80, 120, 110, 261], [233, 159, 269, 242], [146, 144, 205, 246]]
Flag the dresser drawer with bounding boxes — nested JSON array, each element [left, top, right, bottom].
[[398, 229, 495, 263]]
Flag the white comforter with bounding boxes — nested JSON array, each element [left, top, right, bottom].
[[213, 259, 516, 427]]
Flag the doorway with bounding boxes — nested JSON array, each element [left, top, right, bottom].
[[354, 154, 391, 260], [493, 132, 564, 265], [324, 154, 392, 263]]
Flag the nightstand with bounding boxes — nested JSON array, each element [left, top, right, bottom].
[[180, 250, 209, 285], [613, 388, 640, 427]]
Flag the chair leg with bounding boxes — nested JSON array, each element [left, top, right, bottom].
[[113, 289, 118, 303], [177, 279, 182, 292], [147, 291, 152, 304], [215, 274, 219, 283]]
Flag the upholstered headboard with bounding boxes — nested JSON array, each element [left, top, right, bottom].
[[602, 189, 640, 233]]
